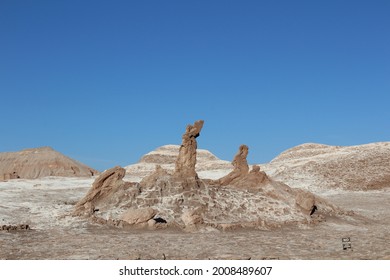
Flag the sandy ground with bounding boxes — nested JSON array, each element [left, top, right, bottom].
[[0, 177, 389, 260]]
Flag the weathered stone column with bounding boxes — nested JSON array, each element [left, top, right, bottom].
[[219, 144, 250, 186], [174, 120, 204, 178]]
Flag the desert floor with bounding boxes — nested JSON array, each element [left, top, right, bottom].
[[0, 177, 389, 260]]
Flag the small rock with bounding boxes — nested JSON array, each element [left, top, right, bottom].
[[295, 190, 315, 212], [181, 209, 204, 226], [121, 208, 157, 225]]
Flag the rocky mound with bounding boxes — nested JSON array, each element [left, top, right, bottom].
[[75, 121, 340, 232], [265, 142, 390, 191], [0, 147, 99, 180]]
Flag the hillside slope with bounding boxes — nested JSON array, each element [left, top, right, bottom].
[[0, 147, 99, 180], [263, 142, 390, 190]]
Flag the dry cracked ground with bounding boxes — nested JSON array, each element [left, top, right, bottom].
[[1, 176, 389, 260]]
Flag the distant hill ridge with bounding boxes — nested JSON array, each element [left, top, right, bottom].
[[265, 142, 390, 190], [0, 146, 99, 180], [3, 141, 389, 190], [126, 142, 390, 190], [125, 144, 232, 181]]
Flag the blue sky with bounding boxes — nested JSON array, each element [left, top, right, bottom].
[[1, 0, 389, 171]]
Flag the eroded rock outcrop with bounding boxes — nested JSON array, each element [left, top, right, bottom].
[[235, 165, 269, 188], [218, 145, 249, 186], [74, 166, 136, 216], [174, 120, 204, 178], [216, 145, 269, 188], [74, 120, 342, 232]]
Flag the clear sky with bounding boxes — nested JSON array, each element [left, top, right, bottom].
[[1, 0, 389, 171]]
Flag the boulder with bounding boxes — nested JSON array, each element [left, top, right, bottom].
[[121, 208, 157, 225], [295, 189, 316, 211]]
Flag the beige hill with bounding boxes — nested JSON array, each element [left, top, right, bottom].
[[264, 142, 390, 191], [0, 146, 99, 180]]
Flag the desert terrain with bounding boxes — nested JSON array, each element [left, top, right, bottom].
[[1, 176, 389, 260], [1, 138, 389, 259]]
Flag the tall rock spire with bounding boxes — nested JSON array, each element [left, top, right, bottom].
[[174, 120, 204, 178]]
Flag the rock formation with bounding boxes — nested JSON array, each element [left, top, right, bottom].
[[217, 145, 269, 188], [174, 120, 204, 178], [73, 166, 136, 216], [218, 145, 250, 185], [74, 120, 341, 232], [0, 146, 98, 180], [234, 165, 269, 189]]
